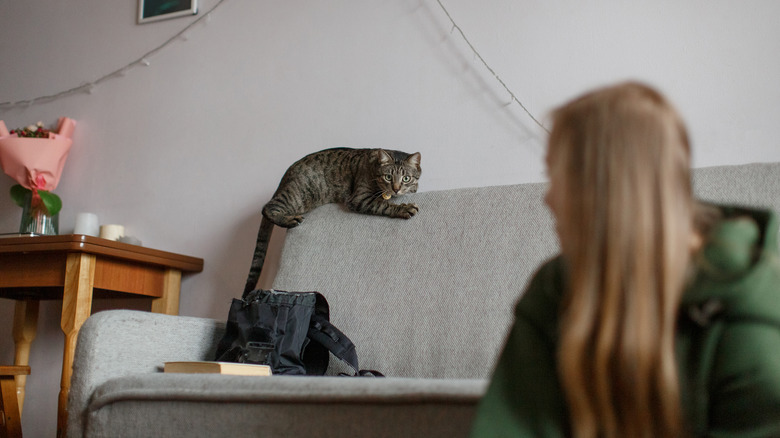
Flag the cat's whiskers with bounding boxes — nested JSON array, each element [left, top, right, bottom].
[[369, 189, 388, 202]]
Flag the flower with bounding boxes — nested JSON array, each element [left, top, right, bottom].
[[11, 121, 52, 138], [0, 118, 76, 216]]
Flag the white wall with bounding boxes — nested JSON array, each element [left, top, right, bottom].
[[1, 0, 778, 435]]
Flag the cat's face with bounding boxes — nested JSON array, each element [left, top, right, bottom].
[[376, 149, 421, 197]]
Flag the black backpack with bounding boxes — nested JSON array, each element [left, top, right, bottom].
[[214, 289, 381, 376]]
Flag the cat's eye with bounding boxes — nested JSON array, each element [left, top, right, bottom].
[[383, 175, 392, 182], [402, 176, 411, 183]]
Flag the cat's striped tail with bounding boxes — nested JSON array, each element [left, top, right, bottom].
[[242, 215, 275, 298]]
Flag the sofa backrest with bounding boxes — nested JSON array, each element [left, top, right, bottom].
[[272, 162, 780, 379]]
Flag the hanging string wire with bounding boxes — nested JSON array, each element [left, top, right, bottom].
[[0, 0, 229, 110], [435, 0, 549, 133]]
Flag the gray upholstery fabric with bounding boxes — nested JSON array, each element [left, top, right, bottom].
[[88, 400, 477, 438], [68, 310, 483, 438], [694, 161, 780, 211], [68, 162, 780, 437], [68, 311, 226, 437], [85, 374, 483, 438], [273, 181, 558, 379]]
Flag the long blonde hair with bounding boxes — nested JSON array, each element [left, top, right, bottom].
[[550, 82, 694, 438]]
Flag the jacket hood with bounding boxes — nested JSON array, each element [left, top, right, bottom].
[[681, 205, 780, 326]]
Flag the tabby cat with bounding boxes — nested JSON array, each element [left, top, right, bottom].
[[243, 147, 422, 297]]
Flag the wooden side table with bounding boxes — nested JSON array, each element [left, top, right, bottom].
[[0, 234, 203, 437]]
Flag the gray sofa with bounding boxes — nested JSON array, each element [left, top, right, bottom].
[[68, 162, 780, 437]]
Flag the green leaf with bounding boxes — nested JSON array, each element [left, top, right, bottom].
[[8, 185, 62, 215], [10, 184, 30, 208], [38, 191, 62, 216]]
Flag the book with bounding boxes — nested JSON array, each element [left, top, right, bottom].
[[163, 361, 272, 376]]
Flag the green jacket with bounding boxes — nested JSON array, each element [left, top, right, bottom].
[[470, 206, 780, 437]]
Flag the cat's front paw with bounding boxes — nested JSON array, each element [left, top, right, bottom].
[[278, 215, 304, 228], [396, 203, 419, 219]]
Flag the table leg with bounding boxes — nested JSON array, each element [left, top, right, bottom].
[[1, 374, 23, 438], [57, 253, 95, 438], [12, 299, 38, 416], [150, 269, 182, 315]]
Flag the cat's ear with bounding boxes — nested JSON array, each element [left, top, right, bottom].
[[377, 149, 394, 165], [405, 152, 421, 170]]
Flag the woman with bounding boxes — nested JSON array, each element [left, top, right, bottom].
[[470, 82, 780, 437]]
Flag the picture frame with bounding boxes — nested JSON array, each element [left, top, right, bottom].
[[138, 0, 198, 24]]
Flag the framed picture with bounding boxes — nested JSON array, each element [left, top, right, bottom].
[[138, 0, 198, 24]]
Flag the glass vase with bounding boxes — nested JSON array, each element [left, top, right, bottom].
[[19, 191, 59, 235]]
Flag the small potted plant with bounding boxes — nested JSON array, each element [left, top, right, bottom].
[[0, 118, 76, 235]]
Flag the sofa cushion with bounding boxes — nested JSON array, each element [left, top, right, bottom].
[[272, 182, 559, 379]]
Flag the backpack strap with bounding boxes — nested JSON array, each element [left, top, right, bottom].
[[307, 313, 383, 377], [307, 313, 359, 373]]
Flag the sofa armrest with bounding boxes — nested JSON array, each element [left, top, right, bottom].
[[83, 374, 486, 437], [68, 310, 225, 438]]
